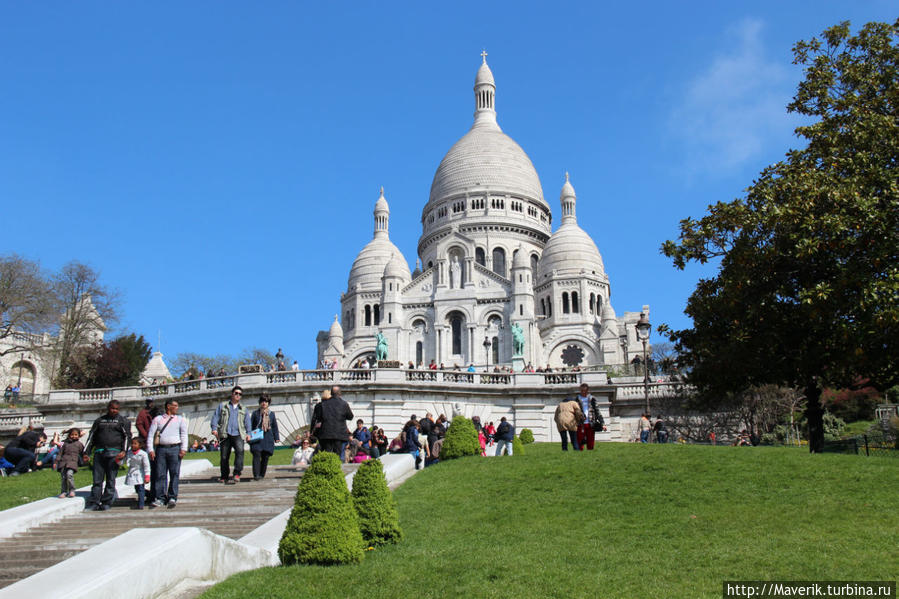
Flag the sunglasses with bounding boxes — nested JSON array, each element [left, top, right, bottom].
[[233, 391, 242, 396]]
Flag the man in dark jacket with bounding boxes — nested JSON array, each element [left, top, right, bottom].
[[84, 400, 131, 511], [4, 430, 47, 475], [494, 416, 515, 456], [310, 385, 353, 458]]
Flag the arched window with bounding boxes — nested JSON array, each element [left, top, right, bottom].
[[572, 292, 579, 313], [450, 313, 463, 355], [351, 309, 355, 329], [562, 292, 570, 314], [475, 247, 486, 266], [596, 295, 603, 313], [492, 335, 499, 364], [541, 299, 546, 315], [492, 247, 506, 277], [416, 341, 423, 365], [547, 298, 552, 317], [388, 312, 392, 324], [530, 254, 539, 276], [364, 305, 371, 327], [373, 305, 380, 326], [519, 304, 523, 316], [589, 293, 595, 314]]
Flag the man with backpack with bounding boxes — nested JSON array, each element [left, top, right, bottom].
[[494, 416, 515, 456], [576, 383, 606, 450]]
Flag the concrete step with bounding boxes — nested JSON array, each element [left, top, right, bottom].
[[0, 464, 322, 590]]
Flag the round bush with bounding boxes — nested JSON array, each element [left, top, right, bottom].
[[351, 458, 402, 546], [519, 428, 535, 444], [512, 435, 525, 456], [440, 415, 481, 459], [278, 451, 364, 565]]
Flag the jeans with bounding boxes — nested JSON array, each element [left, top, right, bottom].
[[560, 430, 579, 451], [251, 449, 272, 479], [640, 430, 650, 443], [495, 439, 513, 456], [4, 447, 36, 473], [88, 450, 120, 508], [134, 484, 146, 508], [155, 445, 181, 503], [60, 468, 76, 494], [219, 435, 244, 479]]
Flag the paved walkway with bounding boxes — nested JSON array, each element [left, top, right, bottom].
[[0, 463, 357, 590]]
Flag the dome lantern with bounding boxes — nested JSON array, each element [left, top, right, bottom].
[[561, 172, 577, 225], [473, 51, 498, 130], [374, 186, 390, 238]]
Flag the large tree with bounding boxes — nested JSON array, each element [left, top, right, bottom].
[[51, 261, 119, 386], [0, 254, 56, 358], [661, 19, 899, 452]]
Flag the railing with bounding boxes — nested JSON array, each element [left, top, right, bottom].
[[480, 373, 510, 385], [340, 369, 371, 381], [141, 385, 169, 397], [406, 371, 437, 382], [206, 376, 235, 389], [542, 372, 578, 385], [174, 381, 201, 394], [79, 389, 110, 401], [302, 370, 335, 382], [267, 372, 297, 384]]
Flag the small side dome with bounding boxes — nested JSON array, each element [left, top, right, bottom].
[[538, 174, 605, 280], [601, 301, 617, 322], [329, 314, 344, 338], [384, 254, 410, 280], [512, 245, 529, 269]]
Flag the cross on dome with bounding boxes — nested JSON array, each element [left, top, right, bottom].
[[481, 50, 488, 62]]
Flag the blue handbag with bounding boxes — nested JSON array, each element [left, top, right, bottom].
[[249, 428, 264, 442]]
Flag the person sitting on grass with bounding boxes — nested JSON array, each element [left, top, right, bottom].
[[292, 438, 315, 469], [4, 429, 47, 476]]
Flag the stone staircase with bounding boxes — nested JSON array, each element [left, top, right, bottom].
[[0, 464, 355, 590]]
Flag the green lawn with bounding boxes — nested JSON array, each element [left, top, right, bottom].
[[0, 446, 296, 510], [201, 443, 898, 599]]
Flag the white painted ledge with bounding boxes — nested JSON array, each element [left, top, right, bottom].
[[0, 527, 277, 599], [0, 458, 214, 541]]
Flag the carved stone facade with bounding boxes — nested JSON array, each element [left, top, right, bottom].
[[318, 56, 649, 370]]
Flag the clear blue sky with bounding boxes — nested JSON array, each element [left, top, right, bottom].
[[2, 2, 895, 369]]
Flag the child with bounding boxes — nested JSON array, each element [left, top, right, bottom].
[[55, 428, 84, 498], [125, 438, 151, 509]]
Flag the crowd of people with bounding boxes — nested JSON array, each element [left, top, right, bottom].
[[3, 384, 22, 405]]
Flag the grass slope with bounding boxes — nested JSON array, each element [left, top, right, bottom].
[[200, 444, 898, 598]]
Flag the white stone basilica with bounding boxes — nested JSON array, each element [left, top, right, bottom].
[[317, 55, 649, 371]]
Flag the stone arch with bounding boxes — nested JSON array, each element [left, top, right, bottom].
[[447, 244, 467, 289], [445, 310, 467, 358], [7, 360, 36, 395], [547, 336, 599, 368], [491, 246, 507, 278]]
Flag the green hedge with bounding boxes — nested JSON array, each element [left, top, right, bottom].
[[278, 451, 364, 565], [351, 458, 402, 546], [519, 428, 534, 444], [441, 415, 481, 459], [512, 435, 524, 456]]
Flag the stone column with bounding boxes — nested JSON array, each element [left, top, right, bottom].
[[464, 257, 475, 287]]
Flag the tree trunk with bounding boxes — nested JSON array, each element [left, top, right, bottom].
[[805, 380, 824, 453]]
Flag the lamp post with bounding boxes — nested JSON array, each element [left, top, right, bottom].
[[17, 352, 24, 386], [635, 313, 651, 414], [483, 336, 492, 370]]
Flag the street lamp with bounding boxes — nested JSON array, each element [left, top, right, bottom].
[[635, 313, 651, 414], [483, 336, 492, 370], [17, 352, 24, 386]]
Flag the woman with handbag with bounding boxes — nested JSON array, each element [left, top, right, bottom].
[[248, 393, 280, 480]]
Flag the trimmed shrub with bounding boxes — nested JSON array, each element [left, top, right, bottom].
[[441, 415, 481, 459], [278, 451, 364, 565], [351, 458, 402, 546], [519, 428, 534, 444], [512, 435, 524, 456]]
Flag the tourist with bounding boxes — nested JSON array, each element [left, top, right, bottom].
[[467, 363, 476, 373], [428, 360, 437, 370], [554, 397, 584, 451], [352, 419, 374, 458], [292, 360, 299, 371], [388, 431, 404, 453], [403, 417, 423, 470], [84, 400, 131, 511], [148, 399, 188, 508], [426, 415, 446, 466], [310, 386, 353, 458], [494, 416, 515, 456], [576, 383, 605, 451], [55, 428, 84, 498], [292, 438, 315, 469], [638, 413, 652, 443], [654, 418, 669, 444], [248, 393, 281, 480], [135, 397, 159, 501], [371, 425, 388, 456], [211, 386, 251, 484], [471, 415, 482, 432], [478, 427, 486, 456], [125, 438, 151, 509], [736, 429, 752, 446], [485, 421, 496, 446]]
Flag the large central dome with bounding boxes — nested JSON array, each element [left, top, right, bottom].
[[428, 127, 545, 205], [426, 56, 546, 209]]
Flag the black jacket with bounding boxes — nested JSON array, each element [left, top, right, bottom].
[[311, 396, 353, 441], [85, 413, 131, 454], [496, 421, 515, 441], [7, 431, 42, 453]]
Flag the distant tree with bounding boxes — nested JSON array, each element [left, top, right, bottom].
[[0, 254, 56, 358], [661, 20, 899, 452], [108, 333, 152, 386], [170, 352, 236, 378], [56, 333, 151, 389], [650, 342, 679, 375], [51, 261, 119, 386]]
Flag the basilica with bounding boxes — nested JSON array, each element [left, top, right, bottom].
[[316, 56, 649, 371]]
